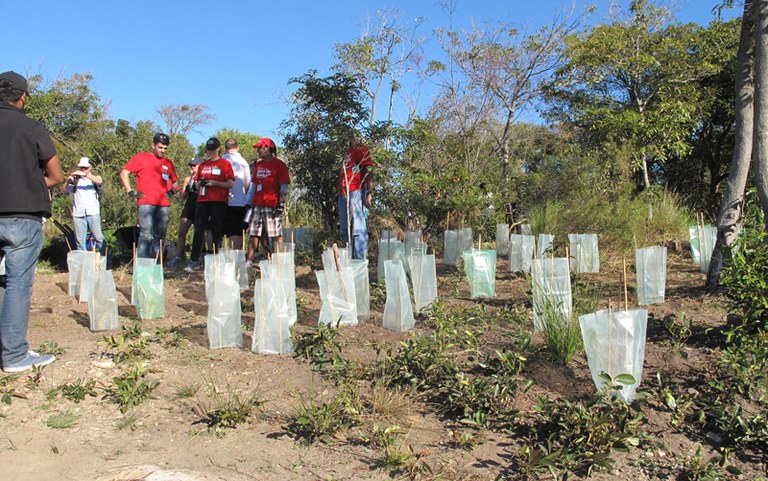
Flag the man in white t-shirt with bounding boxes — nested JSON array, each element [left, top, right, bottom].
[[221, 138, 252, 249], [61, 157, 105, 254]]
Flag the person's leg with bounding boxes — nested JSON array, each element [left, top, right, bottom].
[[350, 189, 368, 260], [72, 215, 88, 251], [338, 195, 350, 249], [189, 203, 209, 263], [137, 204, 154, 258], [246, 235, 258, 262], [152, 206, 170, 259], [0, 218, 43, 366], [174, 218, 192, 258], [87, 214, 106, 256], [209, 203, 228, 253]]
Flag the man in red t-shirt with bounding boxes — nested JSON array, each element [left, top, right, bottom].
[[338, 134, 373, 260], [120, 132, 179, 259], [185, 137, 234, 271], [246, 137, 290, 262]]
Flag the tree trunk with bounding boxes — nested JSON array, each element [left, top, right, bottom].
[[754, 0, 768, 226], [707, 0, 757, 290]]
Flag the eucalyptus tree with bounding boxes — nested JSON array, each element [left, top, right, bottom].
[[708, 0, 762, 289]]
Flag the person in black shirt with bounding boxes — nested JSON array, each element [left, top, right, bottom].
[[0, 71, 63, 373]]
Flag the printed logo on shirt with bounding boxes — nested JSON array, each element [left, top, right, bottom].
[[255, 167, 272, 178]]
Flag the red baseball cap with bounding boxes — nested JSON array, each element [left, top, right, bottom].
[[253, 137, 276, 149]]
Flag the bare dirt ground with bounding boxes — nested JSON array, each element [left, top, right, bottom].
[[0, 249, 764, 481]]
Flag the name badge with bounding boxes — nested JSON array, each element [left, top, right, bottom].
[[351, 166, 360, 175], [212, 167, 221, 175], [257, 183, 262, 192], [161, 173, 170, 181]]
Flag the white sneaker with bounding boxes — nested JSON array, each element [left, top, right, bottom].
[[3, 350, 56, 373], [245, 260, 253, 269]]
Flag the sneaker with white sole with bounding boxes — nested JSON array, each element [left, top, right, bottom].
[[2, 350, 56, 373], [183, 260, 200, 273], [245, 260, 253, 269]]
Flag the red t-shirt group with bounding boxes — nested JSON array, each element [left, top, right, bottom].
[[251, 157, 290, 208], [124, 152, 178, 206], [338, 145, 372, 196], [195, 158, 235, 203]]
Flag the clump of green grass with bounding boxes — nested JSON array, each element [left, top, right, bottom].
[[193, 382, 264, 435], [46, 409, 78, 429]]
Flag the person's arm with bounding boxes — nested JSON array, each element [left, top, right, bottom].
[[60, 171, 75, 194], [119, 169, 133, 193], [43, 155, 64, 188], [120, 168, 144, 198], [211, 179, 234, 189], [181, 175, 191, 200], [87, 172, 102, 186], [362, 166, 373, 209]]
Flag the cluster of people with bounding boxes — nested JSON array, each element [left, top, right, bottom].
[[0, 70, 374, 373], [119, 134, 292, 272]]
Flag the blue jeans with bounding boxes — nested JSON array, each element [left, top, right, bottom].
[[73, 214, 105, 255], [338, 190, 368, 260], [137, 205, 169, 259], [0, 217, 43, 366]]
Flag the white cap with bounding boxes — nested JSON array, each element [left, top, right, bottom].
[[77, 157, 91, 168]]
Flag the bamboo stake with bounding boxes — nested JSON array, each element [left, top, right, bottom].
[[64, 236, 72, 252], [623, 257, 628, 311]]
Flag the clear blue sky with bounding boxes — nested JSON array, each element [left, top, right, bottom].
[[2, 0, 737, 148]]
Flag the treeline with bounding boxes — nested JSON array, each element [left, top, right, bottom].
[[25, 1, 741, 259]]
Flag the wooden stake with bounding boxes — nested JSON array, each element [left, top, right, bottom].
[[623, 257, 629, 311]]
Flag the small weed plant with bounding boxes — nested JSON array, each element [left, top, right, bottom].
[[108, 363, 158, 413], [678, 445, 741, 480], [293, 322, 346, 366], [0, 375, 22, 405], [661, 313, 693, 349], [35, 341, 66, 356], [49, 378, 98, 403], [98, 333, 150, 364]]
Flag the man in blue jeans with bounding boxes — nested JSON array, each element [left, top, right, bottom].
[[120, 133, 179, 258], [338, 134, 373, 260], [0, 71, 64, 373]]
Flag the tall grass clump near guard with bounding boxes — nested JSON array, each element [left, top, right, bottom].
[[538, 297, 581, 366], [526, 187, 688, 259]]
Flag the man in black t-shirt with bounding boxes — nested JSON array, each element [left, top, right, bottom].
[[0, 71, 63, 373]]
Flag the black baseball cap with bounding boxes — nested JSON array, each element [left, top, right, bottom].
[[205, 137, 221, 150], [0, 71, 28, 93], [153, 132, 170, 145]]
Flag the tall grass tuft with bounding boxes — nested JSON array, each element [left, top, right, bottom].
[[539, 298, 581, 366]]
